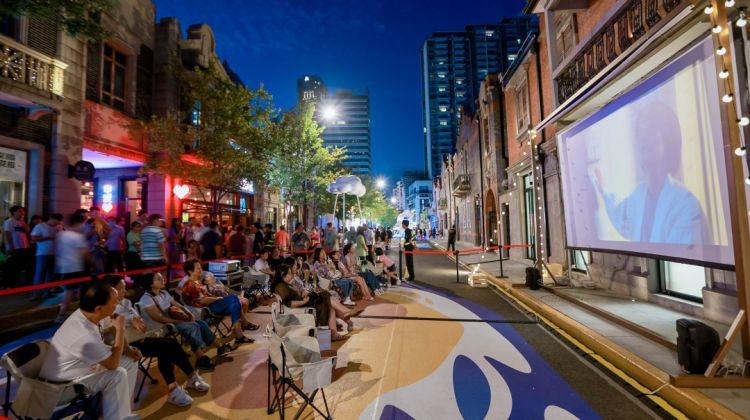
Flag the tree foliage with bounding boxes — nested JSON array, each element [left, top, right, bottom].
[[0, 0, 112, 40], [132, 62, 276, 217], [266, 103, 343, 224]]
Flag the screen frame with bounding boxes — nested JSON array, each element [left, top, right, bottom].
[[556, 34, 735, 271]]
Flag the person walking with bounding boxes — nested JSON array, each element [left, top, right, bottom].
[[402, 220, 415, 282], [291, 223, 310, 259], [323, 222, 338, 252], [3, 205, 32, 287], [125, 221, 143, 270], [30, 213, 62, 299], [105, 217, 126, 273], [140, 214, 167, 269], [447, 225, 457, 252], [274, 225, 290, 253], [55, 213, 90, 324]]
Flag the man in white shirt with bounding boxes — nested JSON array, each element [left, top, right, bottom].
[[39, 281, 140, 420], [55, 213, 90, 324], [30, 213, 62, 299]]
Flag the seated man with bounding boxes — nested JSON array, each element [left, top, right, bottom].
[[253, 249, 274, 285], [39, 281, 139, 420]]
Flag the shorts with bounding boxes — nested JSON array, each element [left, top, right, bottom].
[[57, 271, 90, 291], [386, 264, 396, 273]]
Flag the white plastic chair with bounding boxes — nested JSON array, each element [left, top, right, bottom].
[[266, 330, 337, 419], [270, 301, 316, 338]]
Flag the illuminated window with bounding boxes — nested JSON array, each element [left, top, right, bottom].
[[456, 80, 463, 85], [438, 73, 446, 78], [439, 106, 447, 112], [515, 81, 530, 135], [485, 30, 494, 36], [440, 121, 448, 126], [508, 54, 517, 61], [438, 87, 446, 92]]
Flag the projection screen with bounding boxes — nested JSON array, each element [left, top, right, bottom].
[[557, 37, 734, 268]]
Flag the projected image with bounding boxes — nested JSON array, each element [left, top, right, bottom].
[[558, 37, 734, 267]]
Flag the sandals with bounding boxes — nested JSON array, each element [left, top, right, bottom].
[[242, 322, 260, 331], [331, 333, 348, 342], [234, 336, 255, 345]]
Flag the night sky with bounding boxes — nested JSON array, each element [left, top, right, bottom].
[[154, 0, 528, 184]]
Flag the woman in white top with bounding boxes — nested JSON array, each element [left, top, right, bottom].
[[106, 275, 208, 407]]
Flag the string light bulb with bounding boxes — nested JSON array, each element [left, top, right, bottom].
[[723, 93, 734, 103], [713, 24, 723, 33], [740, 117, 750, 126], [717, 45, 727, 55], [719, 69, 730, 79], [704, 5, 714, 14], [735, 146, 747, 156], [727, 0, 736, 7], [737, 11, 748, 27], [746, 177, 750, 186]]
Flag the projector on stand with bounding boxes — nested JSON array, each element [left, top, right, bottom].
[[208, 259, 243, 288]]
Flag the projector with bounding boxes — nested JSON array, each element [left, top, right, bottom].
[[208, 259, 240, 274], [468, 273, 489, 288]]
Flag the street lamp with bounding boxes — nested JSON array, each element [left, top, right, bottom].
[[376, 177, 386, 190], [322, 105, 338, 121], [390, 196, 397, 205]]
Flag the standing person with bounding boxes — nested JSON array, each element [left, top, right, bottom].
[[385, 227, 393, 251], [447, 225, 457, 252], [274, 225, 290, 253], [55, 213, 90, 324], [363, 224, 374, 248], [263, 224, 276, 250], [82, 206, 109, 274], [355, 227, 368, 265], [323, 222, 338, 252], [125, 221, 142, 270], [309, 227, 320, 249], [140, 214, 167, 269], [253, 222, 265, 255], [402, 220, 415, 282], [105, 217, 126, 273], [30, 213, 62, 299], [168, 218, 186, 265], [228, 226, 247, 260], [3, 205, 31, 287], [137, 209, 149, 227], [39, 282, 140, 420], [193, 216, 210, 242], [344, 226, 356, 246], [291, 223, 310, 259], [200, 221, 222, 261]]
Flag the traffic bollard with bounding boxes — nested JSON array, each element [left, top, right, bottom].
[[455, 250, 460, 283], [398, 243, 403, 281]]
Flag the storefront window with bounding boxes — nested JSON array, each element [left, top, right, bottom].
[[570, 250, 591, 272], [0, 146, 26, 219], [122, 179, 143, 225], [661, 261, 705, 302]]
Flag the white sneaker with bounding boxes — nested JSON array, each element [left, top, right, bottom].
[[167, 386, 193, 407], [343, 297, 355, 306], [186, 372, 210, 392]]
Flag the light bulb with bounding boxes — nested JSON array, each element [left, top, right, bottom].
[[727, 0, 736, 7], [740, 117, 750, 126], [737, 13, 747, 27], [717, 46, 727, 55], [735, 146, 747, 156], [723, 93, 734, 103], [719, 69, 730, 78], [704, 5, 714, 14], [713, 24, 723, 33], [746, 177, 750, 186]]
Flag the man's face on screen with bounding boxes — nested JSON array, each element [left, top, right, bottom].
[[636, 125, 670, 190]]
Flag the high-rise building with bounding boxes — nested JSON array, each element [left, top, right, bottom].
[[297, 75, 327, 104], [421, 17, 535, 178], [319, 89, 372, 176]]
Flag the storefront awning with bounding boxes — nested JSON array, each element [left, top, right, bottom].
[[0, 92, 54, 121]]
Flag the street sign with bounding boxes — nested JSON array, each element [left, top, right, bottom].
[[69, 160, 95, 181]]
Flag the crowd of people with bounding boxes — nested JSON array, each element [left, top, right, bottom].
[[0, 202, 421, 418]]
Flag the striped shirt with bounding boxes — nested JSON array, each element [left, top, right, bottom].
[[140, 225, 165, 261]]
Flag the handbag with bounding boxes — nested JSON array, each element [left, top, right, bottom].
[[168, 305, 190, 321], [50, 386, 102, 420]]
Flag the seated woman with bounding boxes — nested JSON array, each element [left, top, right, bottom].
[[268, 247, 284, 271], [203, 272, 260, 330], [181, 259, 255, 345], [340, 245, 379, 299], [271, 263, 361, 340], [312, 248, 356, 306], [105, 275, 208, 407], [332, 247, 376, 301], [138, 272, 217, 370]]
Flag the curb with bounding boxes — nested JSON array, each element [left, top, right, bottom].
[[427, 241, 742, 419]]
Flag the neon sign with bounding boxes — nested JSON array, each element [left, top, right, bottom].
[[101, 184, 114, 213]]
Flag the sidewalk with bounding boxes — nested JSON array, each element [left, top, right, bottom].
[[428, 239, 750, 418]]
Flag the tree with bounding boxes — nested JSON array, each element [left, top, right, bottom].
[[132, 62, 276, 218], [266, 103, 343, 226], [1, 0, 112, 40]]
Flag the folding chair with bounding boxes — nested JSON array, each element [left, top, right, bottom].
[[266, 330, 337, 419], [270, 301, 316, 338], [201, 307, 233, 339], [1, 340, 100, 419]]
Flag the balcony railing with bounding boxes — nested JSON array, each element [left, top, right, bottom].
[[0, 34, 67, 97], [452, 174, 471, 197], [554, 0, 686, 104]]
